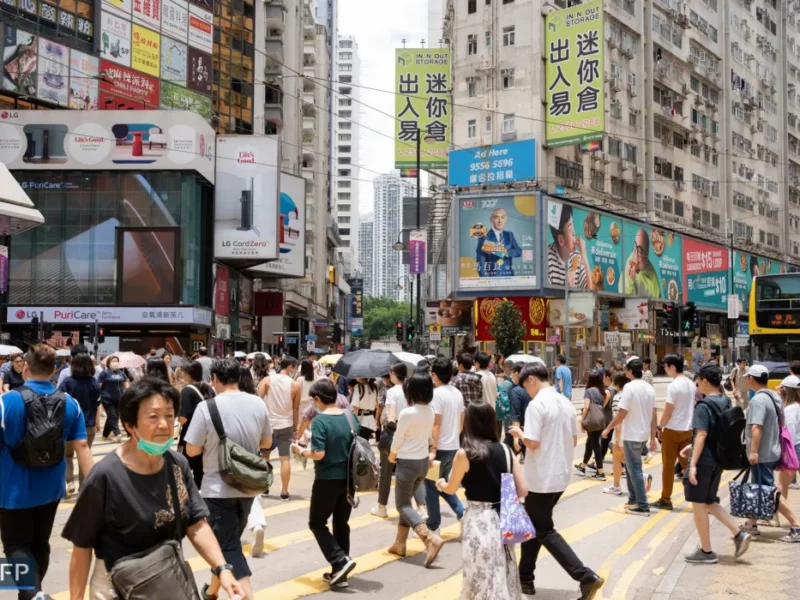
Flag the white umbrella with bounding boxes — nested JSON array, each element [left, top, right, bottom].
[[246, 351, 271, 360], [234, 351, 247, 358], [55, 348, 71, 357], [0, 344, 22, 356], [505, 354, 545, 365], [393, 351, 426, 368]]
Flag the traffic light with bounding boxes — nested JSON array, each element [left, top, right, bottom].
[[663, 302, 678, 331], [97, 327, 105, 344], [682, 302, 696, 331], [333, 324, 342, 344], [42, 321, 53, 340], [395, 321, 404, 342], [278, 335, 284, 344], [406, 324, 415, 342], [80, 324, 92, 343], [30, 315, 40, 340]]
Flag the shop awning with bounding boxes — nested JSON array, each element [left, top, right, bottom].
[[0, 164, 44, 235]]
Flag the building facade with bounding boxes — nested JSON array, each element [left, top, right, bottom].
[[372, 172, 416, 301], [358, 214, 374, 296]]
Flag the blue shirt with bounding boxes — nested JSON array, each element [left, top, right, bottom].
[[0, 380, 87, 509], [555, 365, 573, 399]]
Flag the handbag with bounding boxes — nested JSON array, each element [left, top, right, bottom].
[[581, 389, 606, 432], [110, 453, 200, 600], [728, 467, 780, 521], [207, 398, 274, 494], [764, 391, 800, 472], [499, 444, 536, 545]]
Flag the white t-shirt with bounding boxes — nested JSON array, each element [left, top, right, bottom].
[[478, 369, 498, 409], [665, 376, 695, 432], [391, 404, 435, 460], [431, 384, 465, 451], [618, 378, 656, 443], [385, 384, 408, 417], [523, 386, 576, 494], [785, 403, 800, 446], [351, 384, 379, 431]]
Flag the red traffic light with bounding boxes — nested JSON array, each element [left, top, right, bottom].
[[396, 322, 403, 329]]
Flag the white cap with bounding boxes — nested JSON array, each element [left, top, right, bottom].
[[780, 375, 800, 389], [626, 355, 640, 364], [744, 364, 769, 378]]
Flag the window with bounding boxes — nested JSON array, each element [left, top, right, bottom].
[[503, 0, 514, 3], [468, 80, 476, 97], [609, 137, 622, 157], [485, 30, 492, 46], [339, 52, 352, 60], [468, 34, 477, 55], [502, 26, 515, 46], [339, 76, 352, 83], [485, 115, 492, 132], [338, 181, 351, 188], [338, 98, 351, 107], [338, 216, 351, 224], [624, 144, 637, 164], [468, 119, 477, 138], [611, 101, 622, 120], [338, 110, 351, 118], [338, 157, 351, 164], [340, 64, 352, 72], [338, 134, 351, 142], [591, 170, 605, 192], [338, 193, 351, 200], [338, 169, 350, 177], [339, 122, 351, 130], [503, 114, 515, 133], [502, 69, 515, 89], [468, 0, 476, 13], [486, 74, 493, 90], [340, 41, 352, 49], [629, 111, 638, 127], [339, 204, 351, 212]]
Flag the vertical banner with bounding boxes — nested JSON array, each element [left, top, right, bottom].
[[349, 278, 363, 335], [214, 264, 229, 317], [409, 229, 426, 275], [544, 0, 604, 147], [0, 245, 8, 293], [683, 239, 728, 309], [394, 48, 450, 169]]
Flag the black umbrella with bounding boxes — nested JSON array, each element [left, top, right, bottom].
[[332, 349, 402, 379]]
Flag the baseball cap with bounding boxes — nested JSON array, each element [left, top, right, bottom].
[[626, 355, 640, 364], [744, 364, 769, 378], [780, 375, 800, 389]]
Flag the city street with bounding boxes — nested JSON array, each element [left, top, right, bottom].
[[6, 380, 795, 600]]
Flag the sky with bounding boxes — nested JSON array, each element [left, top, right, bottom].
[[337, 0, 429, 216]]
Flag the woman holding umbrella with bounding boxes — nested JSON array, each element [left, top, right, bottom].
[[98, 356, 129, 440]]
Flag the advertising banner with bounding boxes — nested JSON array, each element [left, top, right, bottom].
[[100, 12, 132, 67], [548, 292, 594, 327], [249, 172, 306, 277], [162, 0, 189, 41], [188, 4, 213, 52], [409, 229, 426, 275], [349, 278, 363, 334], [214, 264, 229, 317], [117, 228, 179, 304], [730, 251, 792, 313], [457, 194, 538, 290], [69, 50, 99, 110], [160, 80, 212, 118], [447, 140, 536, 187], [187, 47, 211, 94], [0, 110, 216, 183], [131, 25, 160, 77], [160, 38, 187, 86], [0, 245, 8, 294], [544, 0, 605, 147], [474, 297, 548, 342], [394, 48, 450, 169], [622, 224, 682, 301], [99, 60, 159, 107], [545, 198, 622, 292], [103, 0, 132, 18], [133, 0, 161, 29], [683, 238, 728, 309], [609, 298, 649, 330], [37, 38, 69, 106], [7, 306, 212, 326], [425, 299, 473, 335], [239, 276, 252, 314], [214, 135, 280, 261], [3, 27, 37, 96], [228, 269, 239, 336]]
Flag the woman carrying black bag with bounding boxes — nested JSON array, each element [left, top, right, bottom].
[[62, 377, 243, 600]]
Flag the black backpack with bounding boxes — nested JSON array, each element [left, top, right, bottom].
[[698, 398, 747, 471], [10, 386, 67, 468]]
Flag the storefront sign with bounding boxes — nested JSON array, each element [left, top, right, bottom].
[[103, 0, 133, 18], [429, 323, 441, 341], [603, 331, 619, 346], [131, 24, 161, 77], [133, 0, 161, 29], [683, 238, 728, 310], [162, 0, 189, 40], [187, 47, 211, 94], [99, 60, 160, 107], [0, 245, 8, 293], [214, 135, 280, 261], [239, 276, 252, 314], [622, 224, 682, 301], [447, 140, 536, 187], [36, 38, 69, 106], [609, 298, 649, 330], [188, 4, 212, 52], [160, 38, 187, 85], [160, 81, 212, 118], [425, 300, 473, 335], [214, 264, 229, 317], [618, 332, 632, 348], [548, 292, 594, 327], [545, 198, 622, 291], [69, 50, 99, 110], [100, 12, 132, 67], [409, 229, 426, 275], [474, 297, 548, 342], [7, 306, 211, 326], [456, 194, 538, 290]]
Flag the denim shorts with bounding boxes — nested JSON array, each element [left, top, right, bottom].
[[747, 462, 778, 487]]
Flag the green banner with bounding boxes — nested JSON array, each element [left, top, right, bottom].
[[545, 0, 605, 148], [394, 48, 450, 169], [622, 224, 683, 301]]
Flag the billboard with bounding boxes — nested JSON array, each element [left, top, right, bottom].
[[394, 48, 450, 169], [474, 297, 548, 342], [609, 298, 649, 330], [730, 251, 794, 313], [69, 51, 99, 110], [249, 172, 306, 277], [131, 24, 161, 77], [214, 135, 280, 261], [100, 60, 160, 107], [100, 12, 132, 67], [188, 4, 213, 52], [160, 38, 188, 86], [447, 140, 536, 187], [117, 227, 180, 304], [456, 194, 538, 290], [187, 47, 212, 95], [7, 306, 212, 326], [214, 264, 229, 317], [622, 224, 682, 301], [0, 110, 215, 183], [37, 38, 69, 106], [683, 238, 728, 310], [544, 0, 605, 147], [545, 198, 623, 292], [349, 278, 363, 334], [160, 81, 213, 119], [409, 229, 426, 275], [426, 299, 473, 335], [3, 28, 37, 96], [549, 292, 594, 327]]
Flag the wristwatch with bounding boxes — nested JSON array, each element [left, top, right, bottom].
[[211, 563, 234, 577]]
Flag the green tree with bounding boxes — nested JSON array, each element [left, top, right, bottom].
[[363, 296, 412, 341], [489, 300, 525, 358]]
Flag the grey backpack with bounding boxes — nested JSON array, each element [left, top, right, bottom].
[[343, 410, 379, 507]]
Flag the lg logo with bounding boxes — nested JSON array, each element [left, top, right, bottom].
[[0, 111, 18, 119], [15, 310, 25, 319]]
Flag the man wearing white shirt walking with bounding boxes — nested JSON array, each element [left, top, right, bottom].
[[475, 352, 498, 410], [509, 363, 604, 599]]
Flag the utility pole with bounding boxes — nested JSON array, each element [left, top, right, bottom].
[[93, 319, 99, 356], [415, 128, 422, 354]]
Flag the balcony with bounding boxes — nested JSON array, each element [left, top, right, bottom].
[[302, 133, 314, 157], [264, 57, 281, 78], [265, 2, 284, 31], [303, 116, 316, 133], [306, 202, 317, 223], [264, 33, 284, 61], [264, 105, 283, 128]]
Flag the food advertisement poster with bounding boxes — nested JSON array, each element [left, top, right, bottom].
[[622, 224, 683, 301], [425, 300, 473, 335], [3, 27, 37, 95], [474, 297, 548, 342], [548, 292, 594, 327], [731, 251, 789, 313], [37, 38, 69, 106], [160, 38, 187, 86], [545, 198, 622, 292], [99, 60, 159, 107], [69, 50, 99, 110], [100, 12, 132, 67], [609, 298, 649, 330], [457, 195, 538, 290], [683, 238, 728, 309], [131, 24, 160, 77]]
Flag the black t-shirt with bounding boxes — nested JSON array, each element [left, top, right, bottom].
[[692, 394, 731, 469], [6, 368, 24, 391], [98, 369, 127, 404], [62, 450, 209, 571], [179, 385, 208, 444]]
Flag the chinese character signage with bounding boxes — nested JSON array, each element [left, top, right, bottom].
[[188, 4, 212, 52], [133, 0, 161, 30], [545, 0, 604, 148], [160, 38, 187, 86], [683, 238, 728, 309], [69, 50, 99, 110], [474, 297, 547, 342], [545, 198, 623, 292], [457, 195, 538, 290], [131, 24, 160, 77], [426, 300, 474, 335], [394, 48, 450, 169], [37, 38, 69, 106], [99, 60, 159, 107], [214, 264, 229, 317], [103, 0, 132, 18], [448, 139, 536, 187], [187, 46, 211, 94], [0, 245, 8, 293], [162, 0, 189, 41], [101, 12, 132, 67], [409, 229, 426, 275], [622, 224, 683, 301]]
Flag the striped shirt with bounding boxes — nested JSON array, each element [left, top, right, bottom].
[[547, 242, 587, 288]]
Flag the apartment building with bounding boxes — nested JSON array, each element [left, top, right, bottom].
[[372, 172, 417, 301], [359, 215, 375, 296]]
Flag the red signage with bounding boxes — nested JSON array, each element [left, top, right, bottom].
[[215, 265, 229, 317], [98, 60, 159, 108], [474, 297, 548, 342], [253, 291, 284, 316]]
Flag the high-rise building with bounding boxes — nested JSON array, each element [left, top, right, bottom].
[[372, 172, 417, 301], [358, 214, 375, 296], [333, 34, 361, 275], [441, 0, 800, 265], [428, 0, 448, 48]]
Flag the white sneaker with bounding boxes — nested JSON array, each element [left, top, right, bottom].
[[417, 505, 428, 521], [370, 505, 388, 518], [643, 451, 654, 464], [251, 525, 265, 557], [603, 485, 624, 496]]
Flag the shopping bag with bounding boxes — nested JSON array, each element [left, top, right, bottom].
[[499, 444, 535, 545], [728, 467, 780, 521]]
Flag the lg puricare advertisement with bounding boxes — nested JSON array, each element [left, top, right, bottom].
[[457, 194, 538, 290], [214, 135, 280, 262]]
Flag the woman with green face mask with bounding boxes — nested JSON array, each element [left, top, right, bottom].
[[62, 377, 245, 600]]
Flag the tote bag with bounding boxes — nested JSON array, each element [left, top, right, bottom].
[[728, 467, 780, 521], [499, 444, 536, 545]]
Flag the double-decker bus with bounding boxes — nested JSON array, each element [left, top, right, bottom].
[[749, 273, 800, 386]]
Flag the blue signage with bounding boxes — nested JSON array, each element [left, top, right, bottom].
[[447, 139, 536, 187], [286, 336, 298, 344], [0, 558, 36, 590]]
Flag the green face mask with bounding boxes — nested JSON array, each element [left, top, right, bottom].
[[135, 431, 173, 456]]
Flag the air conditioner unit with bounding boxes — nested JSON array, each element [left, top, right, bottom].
[[608, 37, 618, 49], [745, 28, 752, 40], [694, 95, 702, 105], [750, 124, 758, 134], [621, 160, 630, 171], [621, 47, 633, 59], [674, 180, 687, 191], [627, 83, 637, 96], [611, 77, 622, 92], [688, 55, 698, 65], [760, 77, 769, 88], [602, 152, 610, 164], [682, 83, 691, 95], [748, 147, 755, 154], [634, 166, 643, 177]]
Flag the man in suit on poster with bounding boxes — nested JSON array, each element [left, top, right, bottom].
[[476, 208, 522, 277]]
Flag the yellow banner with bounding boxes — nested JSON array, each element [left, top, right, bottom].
[[131, 25, 160, 78]]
